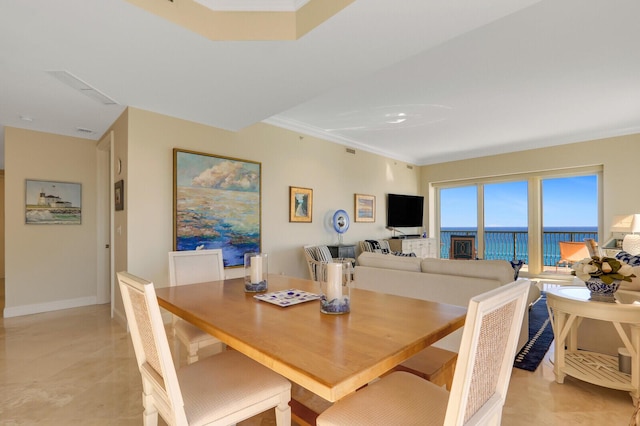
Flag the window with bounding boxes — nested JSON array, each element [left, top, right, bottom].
[[439, 186, 477, 258], [435, 168, 600, 275], [484, 181, 528, 261], [542, 176, 598, 268]]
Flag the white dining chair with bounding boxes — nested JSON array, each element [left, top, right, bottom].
[[316, 279, 531, 426], [117, 271, 291, 426], [168, 249, 225, 364]]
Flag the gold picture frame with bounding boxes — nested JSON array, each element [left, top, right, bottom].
[[354, 193, 375, 222], [173, 148, 261, 267], [289, 186, 313, 222]]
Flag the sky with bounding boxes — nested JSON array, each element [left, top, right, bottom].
[[440, 175, 597, 228]]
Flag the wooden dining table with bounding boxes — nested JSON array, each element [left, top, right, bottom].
[[155, 274, 466, 404]]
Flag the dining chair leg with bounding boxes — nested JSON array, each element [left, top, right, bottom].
[[275, 397, 292, 426], [187, 342, 199, 365], [141, 380, 159, 426]]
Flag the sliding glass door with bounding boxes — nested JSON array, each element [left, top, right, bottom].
[[542, 175, 598, 270], [483, 181, 528, 262], [436, 170, 599, 275], [439, 186, 477, 258]]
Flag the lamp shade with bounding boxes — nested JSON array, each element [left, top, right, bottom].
[[623, 234, 640, 255], [611, 214, 640, 233]]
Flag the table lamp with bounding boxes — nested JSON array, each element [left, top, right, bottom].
[[612, 214, 640, 255]]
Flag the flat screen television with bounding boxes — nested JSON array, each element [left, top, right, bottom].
[[387, 193, 424, 228]]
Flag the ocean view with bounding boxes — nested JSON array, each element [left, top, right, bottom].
[[440, 226, 598, 265]]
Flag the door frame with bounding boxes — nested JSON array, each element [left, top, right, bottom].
[[97, 131, 115, 315]]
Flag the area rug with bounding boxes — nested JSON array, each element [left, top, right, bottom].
[[514, 291, 554, 371]]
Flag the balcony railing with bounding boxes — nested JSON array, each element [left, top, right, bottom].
[[440, 229, 598, 266]]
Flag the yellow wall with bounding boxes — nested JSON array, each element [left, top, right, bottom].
[[4, 127, 98, 316]]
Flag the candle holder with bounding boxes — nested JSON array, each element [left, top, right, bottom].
[[319, 260, 352, 314], [244, 252, 268, 292]]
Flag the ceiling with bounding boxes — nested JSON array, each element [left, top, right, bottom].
[[2, 0, 639, 170]]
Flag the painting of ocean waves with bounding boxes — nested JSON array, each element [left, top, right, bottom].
[[174, 150, 261, 267]]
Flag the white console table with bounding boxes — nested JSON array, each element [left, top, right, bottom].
[[387, 238, 437, 258], [546, 286, 640, 403]]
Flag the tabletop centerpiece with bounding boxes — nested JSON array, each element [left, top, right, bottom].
[[318, 260, 352, 314], [571, 255, 636, 302], [244, 252, 268, 292]]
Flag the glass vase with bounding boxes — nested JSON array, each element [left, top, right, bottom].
[[244, 252, 268, 292], [318, 260, 352, 314]]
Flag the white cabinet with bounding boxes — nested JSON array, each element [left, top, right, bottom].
[[387, 238, 437, 258]]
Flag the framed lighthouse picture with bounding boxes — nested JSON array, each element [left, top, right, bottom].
[[25, 179, 82, 225]]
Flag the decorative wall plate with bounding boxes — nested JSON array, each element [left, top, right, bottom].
[[333, 209, 350, 234]]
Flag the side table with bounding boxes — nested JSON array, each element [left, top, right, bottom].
[[546, 286, 640, 403], [327, 244, 356, 261]]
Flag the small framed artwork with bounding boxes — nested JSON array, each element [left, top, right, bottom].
[[289, 186, 313, 222], [25, 179, 82, 224], [115, 180, 124, 211], [354, 193, 375, 222]]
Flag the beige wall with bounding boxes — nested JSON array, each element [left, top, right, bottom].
[[4, 127, 98, 316], [421, 134, 640, 274], [121, 108, 421, 289], [5, 109, 640, 318], [109, 111, 129, 319], [4, 109, 421, 318], [420, 134, 640, 237], [0, 171, 4, 278]]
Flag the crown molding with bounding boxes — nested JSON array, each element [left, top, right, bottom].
[[263, 115, 418, 165]]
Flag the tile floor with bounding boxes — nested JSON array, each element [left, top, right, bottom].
[[0, 301, 636, 425]]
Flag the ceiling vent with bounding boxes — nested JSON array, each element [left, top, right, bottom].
[[47, 70, 118, 105]]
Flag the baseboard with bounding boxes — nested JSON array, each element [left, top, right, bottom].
[[3, 296, 97, 318], [112, 306, 128, 329]]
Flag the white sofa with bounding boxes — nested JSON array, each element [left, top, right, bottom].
[[353, 252, 541, 352]]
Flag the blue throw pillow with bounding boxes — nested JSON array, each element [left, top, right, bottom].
[[392, 251, 416, 257], [510, 259, 524, 280], [616, 251, 640, 266]]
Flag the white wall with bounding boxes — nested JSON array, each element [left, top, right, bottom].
[[4, 127, 98, 317]]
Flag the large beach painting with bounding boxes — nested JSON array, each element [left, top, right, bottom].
[[173, 149, 261, 267], [25, 179, 82, 225]]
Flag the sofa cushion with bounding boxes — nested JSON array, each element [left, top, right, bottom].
[[615, 251, 640, 291], [616, 250, 640, 266], [362, 239, 391, 254], [312, 246, 334, 262], [357, 252, 421, 272], [392, 251, 417, 257], [420, 258, 513, 285]]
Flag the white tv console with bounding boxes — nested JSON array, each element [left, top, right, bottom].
[[387, 238, 438, 258]]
